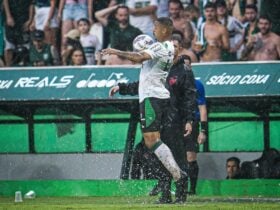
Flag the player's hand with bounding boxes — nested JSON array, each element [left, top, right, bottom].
[[184, 122, 192, 137], [109, 85, 120, 97], [197, 132, 206, 144]]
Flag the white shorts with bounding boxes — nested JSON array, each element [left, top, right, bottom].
[[4, 37, 29, 50], [35, 7, 59, 30]]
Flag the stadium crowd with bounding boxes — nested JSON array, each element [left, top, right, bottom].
[[0, 0, 279, 67]]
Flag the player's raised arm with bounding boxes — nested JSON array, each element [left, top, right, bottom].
[[101, 48, 151, 63]]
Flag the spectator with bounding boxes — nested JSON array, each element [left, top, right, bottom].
[[157, 0, 169, 17], [95, 4, 142, 65], [57, 0, 90, 55], [29, 29, 60, 66], [168, 0, 194, 49], [226, 157, 242, 179], [126, 0, 158, 37], [243, 4, 259, 44], [216, 0, 244, 61], [172, 32, 198, 62], [68, 47, 87, 65], [30, 0, 59, 51], [227, 0, 257, 23], [11, 46, 29, 67], [61, 29, 84, 65], [89, 0, 118, 49], [77, 18, 101, 65], [3, 0, 34, 66], [182, 5, 200, 28], [260, 0, 280, 36], [241, 15, 280, 61], [192, 2, 229, 62]]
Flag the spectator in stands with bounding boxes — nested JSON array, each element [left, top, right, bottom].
[[68, 47, 87, 65], [29, 29, 60, 66], [260, 0, 280, 36], [216, 0, 244, 61], [30, 0, 59, 51], [61, 29, 84, 65], [77, 18, 101, 65], [241, 15, 280, 61], [168, 0, 185, 33], [243, 4, 259, 45], [182, 5, 200, 28], [3, 0, 34, 66], [227, 0, 257, 23], [95, 4, 142, 65], [11, 46, 29, 67], [126, 0, 157, 37], [172, 32, 198, 62], [192, 2, 229, 62], [57, 0, 90, 55], [168, 0, 194, 49], [157, 0, 169, 17], [226, 157, 242, 179], [89, 0, 118, 49]]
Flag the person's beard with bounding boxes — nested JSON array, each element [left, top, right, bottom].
[[261, 28, 270, 35]]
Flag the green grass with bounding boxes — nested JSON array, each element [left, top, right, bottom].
[[1, 196, 280, 210]]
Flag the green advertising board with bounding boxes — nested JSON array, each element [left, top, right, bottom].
[[0, 61, 279, 102]]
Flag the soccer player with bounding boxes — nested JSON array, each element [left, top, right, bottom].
[[102, 17, 187, 202]]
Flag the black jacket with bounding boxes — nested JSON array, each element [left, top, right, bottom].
[[118, 57, 197, 123]]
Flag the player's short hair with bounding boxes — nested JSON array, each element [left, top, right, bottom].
[[245, 4, 258, 12], [156, 17, 174, 33], [259, 15, 271, 23], [204, 2, 216, 10], [226, 157, 241, 168]]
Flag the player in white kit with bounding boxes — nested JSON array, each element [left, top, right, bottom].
[[102, 17, 187, 203]]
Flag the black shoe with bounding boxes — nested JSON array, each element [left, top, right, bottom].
[[155, 178, 172, 204], [175, 171, 188, 203], [149, 183, 161, 196], [155, 196, 172, 204]]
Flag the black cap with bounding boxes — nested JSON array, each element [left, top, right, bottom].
[[216, 0, 227, 7], [31, 30, 45, 40]]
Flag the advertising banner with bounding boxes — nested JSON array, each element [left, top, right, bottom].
[[0, 62, 279, 101]]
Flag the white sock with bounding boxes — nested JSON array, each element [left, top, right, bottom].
[[154, 141, 181, 181]]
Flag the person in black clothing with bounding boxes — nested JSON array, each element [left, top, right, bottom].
[[109, 38, 197, 203]]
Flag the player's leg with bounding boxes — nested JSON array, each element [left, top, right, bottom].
[[185, 121, 199, 195], [161, 121, 188, 203], [140, 98, 185, 181]]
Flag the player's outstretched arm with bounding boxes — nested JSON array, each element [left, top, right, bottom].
[[102, 48, 151, 63]]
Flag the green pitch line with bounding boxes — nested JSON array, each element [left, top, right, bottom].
[[0, 196, 280, 210]]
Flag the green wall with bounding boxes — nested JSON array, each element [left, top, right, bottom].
[[0, 109, 279, 153], [0, 180, 279, 197]]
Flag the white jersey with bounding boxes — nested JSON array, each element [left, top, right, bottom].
[[80, 34, 101, 65], [126, 0, 158, 36], [139, 41, 174, 102], [219, 16, 244, 49]]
